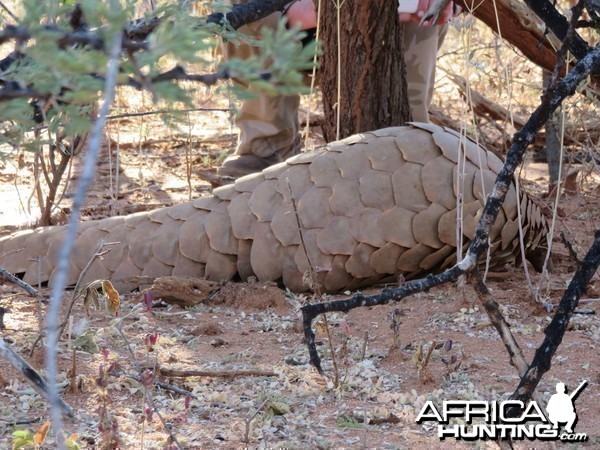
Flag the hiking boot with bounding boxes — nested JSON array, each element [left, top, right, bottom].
[[217, 136, 301, 178], [217, 154, 277, 178]]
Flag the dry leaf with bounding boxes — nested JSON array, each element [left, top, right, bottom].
[[102, 280, 121, 316], [34, 421, 50, 446], [83, 287, 99, 317]]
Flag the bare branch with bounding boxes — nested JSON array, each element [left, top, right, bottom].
[[0, 65, 271, 101], [106, 107, 230, 121], [0, 83, 42, 101], [521, 0, 592, 62], [205, 0, 290, 30], [0, 0, 292, 49]]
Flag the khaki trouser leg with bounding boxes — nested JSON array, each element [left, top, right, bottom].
[[221, 2, 300, 159], [403, 22, 447, 123], [222, 3, 445, 162]]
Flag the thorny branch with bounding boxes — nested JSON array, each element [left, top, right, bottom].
[[302, 45, 600, 372]]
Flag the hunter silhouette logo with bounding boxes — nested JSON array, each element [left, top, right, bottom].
[[546, 381, 586, 434], [416, 380, 589, 442]]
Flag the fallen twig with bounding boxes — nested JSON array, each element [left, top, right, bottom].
[[471, 272, 530, 377], [0, 417, 43, 426], [287, 178, 341, 385], [157, 367, 277, 379], [0, 266, 40, 297], [153, 380, 198, 398], [471, 270, 555, 448], [106, 107, 230, 121]]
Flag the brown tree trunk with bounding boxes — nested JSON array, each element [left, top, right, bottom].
[[320, 0, 410, 142]]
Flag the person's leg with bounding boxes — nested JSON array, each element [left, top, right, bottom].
[[403, 22, 447, 123], [218, 1, 301, 177]]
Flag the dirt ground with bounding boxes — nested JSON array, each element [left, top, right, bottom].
[[0, 96, 599, 449]]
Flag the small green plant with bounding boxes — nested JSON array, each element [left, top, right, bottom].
[[337, 414, 364, 430], [12, 428, 36, 449], [12, 421, 81, 449]]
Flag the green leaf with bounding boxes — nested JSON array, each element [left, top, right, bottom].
[[11, 429, 35, 449], [268, 401, 290, 415], [65, 434, 81, 450], [337, 415, 363, 429], [72, 331, 99, 354]]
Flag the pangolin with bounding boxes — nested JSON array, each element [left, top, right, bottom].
[[0, 123, 548, 293]]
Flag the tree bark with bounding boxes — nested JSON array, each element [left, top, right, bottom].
[[320, 0, 410, 142]]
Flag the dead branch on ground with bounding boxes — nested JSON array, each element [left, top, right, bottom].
[[157, 367, 278, 379]]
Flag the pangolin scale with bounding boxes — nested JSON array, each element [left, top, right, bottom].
[[0, 123, 548, 293]]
